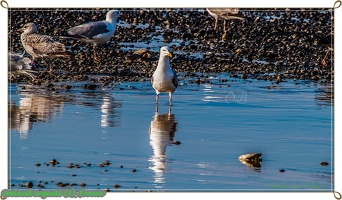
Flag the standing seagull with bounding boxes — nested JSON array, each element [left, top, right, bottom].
[[64, 10, 120, 61], [206, 8, 244, 32], [20, 23, 72, 70], [152, 46, 178, 106]]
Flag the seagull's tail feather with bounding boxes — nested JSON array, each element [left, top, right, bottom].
[[60, 35, 89, 40]]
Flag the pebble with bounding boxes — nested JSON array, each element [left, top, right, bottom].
[[66, 165, 74, 168], [320, 161, 329, 166], [102, 160, 111, 166], [25, 181, 33, 188], [49, 159, 58, 165]]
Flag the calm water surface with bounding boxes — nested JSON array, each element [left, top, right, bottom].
[[8, 75, 333, 191]]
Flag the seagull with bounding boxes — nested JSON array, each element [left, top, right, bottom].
[[63, 10, 120, 62], [8, 51, 37, 79], [206, 8, 244, 32], [20, 23, 72, 71], [151, 46, 178, 106]]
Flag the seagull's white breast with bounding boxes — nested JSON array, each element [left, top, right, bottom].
[[152, 68, 176, 93]]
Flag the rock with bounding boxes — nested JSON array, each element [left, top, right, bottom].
[[26, 181, 33, 188], [238, 153, 262, 168], [320, 161, 329, 166]]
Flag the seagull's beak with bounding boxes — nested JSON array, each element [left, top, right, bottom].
[[167, 52, 172, 58]]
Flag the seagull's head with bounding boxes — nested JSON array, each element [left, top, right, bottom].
[[160, 46, 172, 59], [20, 23, 38, 34], [106, 10, 121, 22]]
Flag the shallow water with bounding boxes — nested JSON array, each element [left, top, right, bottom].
[[8, 75, 333, 191]]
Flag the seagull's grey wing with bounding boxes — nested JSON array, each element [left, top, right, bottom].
[[67, 21, 110, 39], [172, 69, 178, 88]]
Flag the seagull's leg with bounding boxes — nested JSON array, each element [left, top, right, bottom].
[[214, 18, 218, 31], [48, 59, 54, 73], [223, 20, 227, 33], [169, 92, 173, 106], [93, 45, 101, 62], [155, 92, 159, 104], [155, 103, 159, 113], [321, 48, 331, 67]]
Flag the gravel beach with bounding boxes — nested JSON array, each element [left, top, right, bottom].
[[8, 8, 333, 87]]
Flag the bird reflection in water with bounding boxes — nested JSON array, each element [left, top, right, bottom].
[[100, 93, 122, 127], [9, 85, 123, 139], [148, 105, 180, 187], [9, 93, 64, 139]]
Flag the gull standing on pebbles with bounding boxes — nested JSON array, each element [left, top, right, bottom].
[[152, 46, 178, 106], [63, 10, 120, 62], [206, 8, 244, 32], [20, 23, 72, 70]]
